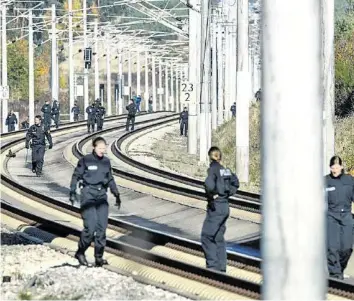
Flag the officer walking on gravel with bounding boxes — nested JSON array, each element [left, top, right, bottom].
[[126, 99, 137, 131], [41, 100, 52, 130], [201, 146, 239, 272], [179, 106, 188, 136], [69, 137, 121, 267], [51, 99, 60, 129], [86, 102, 96, 133], [25, 115, 53, 177]]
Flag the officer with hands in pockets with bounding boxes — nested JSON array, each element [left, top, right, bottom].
[[69, 137, 121, 267], [201, 146, 239, 272]]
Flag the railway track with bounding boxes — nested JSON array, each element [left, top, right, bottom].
[[2, 114, 354, 299]]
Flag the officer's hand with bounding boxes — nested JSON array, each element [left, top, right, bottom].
[[69, 191, 77, 205], [114, 194, 121, 210], [48, 144, 53, 149], [207, 199, 215, 211], [25, 145, 29, 149]]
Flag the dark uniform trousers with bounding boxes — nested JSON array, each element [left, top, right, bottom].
[[126, 115, 135, 131], [8, 124, 15, 132], [87, 117, 95, 132], [327, 211, 353, 277], [78, 187, 109, 259], [180, 121, 188, 136], [74, 114, 79, 122], [52, 114, 60, 128], [97, 118, 104, 131], [32, 145, 46, 172], [201, 199, 230, 272], [43, 114, 51, 130]]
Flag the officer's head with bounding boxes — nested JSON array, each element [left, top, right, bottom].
[[74, 102, 77, 106], [130, 99, 134, 104], [34, 115, 42, 125], [183, 106, 187, 111], [92, 137, 107, 158], [234, 102, 236, 105], [10, 109, 14, 114], [330, 156, 344, 177], [208, 146, 222, 162]]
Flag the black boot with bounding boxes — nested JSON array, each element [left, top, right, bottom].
[[95, 257, 108, 267], [32, 162, 37, 173], [75, 252, 89, 266]]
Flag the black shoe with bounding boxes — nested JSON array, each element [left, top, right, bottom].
[[75, 252, 89, 266], [88, 131, 91, 133], [32, 169, 36, 173], [36, 171, 41, 177], [95, 258, 108, 267]]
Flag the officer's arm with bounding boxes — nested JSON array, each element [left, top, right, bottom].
[[107, 162, 119, 196], [25, 128, 32, 147], [230, 173, 240, 195], [41, 106, 45, 113], [70, 158, 85, 192], [5, 117, 8, 125], [45, 130, 53, 147], [204, 167, 217, 198]]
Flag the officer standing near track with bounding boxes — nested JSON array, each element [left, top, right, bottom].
[[21, 116, 30, 129], [86, 102, 96, 133], [230, 102, 236, 117], [69, 137, 121, 267], [126, 99, 137, 131], [41, 100, 52, 130], [201, 146, 239, 272], [96, 102, 106, 131], [51, 99, 60, 129], [325, 155, 354, 280], [71, 102, 80, 121], [179, 107, 188, 136], [5, 110, 18, 132], [25, 115, 53, 177]]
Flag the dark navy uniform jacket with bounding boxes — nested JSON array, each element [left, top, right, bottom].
[[70, 152, 119, 196], [51, 101, 60, 115], [325, 174, 354, 213], [205, 161, 239, 200], [180, 111, 188, 123], [86, 105, 96, 120], [6, 113, 18, 125], [126, 103, 136, 116], [25, 124, 53, 147], [71, 106, 80, 115], [41, 104, 52, 116], [21, 120, 30, 129]]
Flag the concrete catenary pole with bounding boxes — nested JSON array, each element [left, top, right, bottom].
[[94, 20, 99, 100], [136, 51, 141, 96], [128, 50, 132, 89], [321, 0, 335, 174], [236, 0, 250, 183], [28, 10, 34, 125], [170, 64, 174, 111], [144, 51, 149, 110], [152, 56, 157, 111], [261, 0, 326, 299], [1, 4, 8, 132], [223, 7, 232, 121], [83, 0, 89, 120], [217, 21, 224, 126], [158, 60, 163, 110], [211, 16, 217, 130], [175, 68, 179, 112], [118, 48, 123, 114], [51, 4, 58, 104], [106, 33, 111, 115], [68, 0, 74, 121], [165, 62, 169, 110], [187, 0, 200, 155]]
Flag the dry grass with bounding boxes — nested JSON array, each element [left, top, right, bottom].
[[152, 102, 354, 193]]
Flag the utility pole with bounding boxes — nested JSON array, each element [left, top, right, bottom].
[[187, 0, 200, 155], [1, 4, 8, 133], [261, 0, 326, 299], [175, 68, 179, 112], [106, 33, 111, 115], [128, 50, 132, 91], [137, 51, 141, 96], [223, 8, 231, 121], [69, 0, 74, 121], [321, 0, 335, 174], [217, 20, 224, 126], [152, 56, 157, 111], [118, 48, 123, 114], [83, 0, 88, 120], [211, 16, 217, 130], [170, 64, 174, 111], [51, 4, 58, 103], [236, 0, 250, 183], [144, 51, 149, 110], [94, 20, 99, 100], [158, 60, 162, 110], [28, 10, 34, 125], [165, 62, 169, 110]]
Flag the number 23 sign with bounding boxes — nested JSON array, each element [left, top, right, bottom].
[[181, 82, 194, 102]]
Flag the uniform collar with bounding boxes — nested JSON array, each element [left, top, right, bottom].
[[92, 150, 104, 160]]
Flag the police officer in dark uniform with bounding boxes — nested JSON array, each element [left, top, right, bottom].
[[148, 97, 153, 113], [230, 102, 236, 117], [255, 88, 261, 102], [86, 102, 96, 133], [5, 110, 18, 132], [25, 115, 53, 177], [71, 102, 80, 121], [51, 99, 60, 128], [96, 103, 106, 131], [69, 137, 121, 267], [41, 100, 52, 130], [201, 146, 239, 272], [21, 116, 30, 129], [126, 99, 136, 131], [325, 155, 354, 280], [179, 106, 188, 136]]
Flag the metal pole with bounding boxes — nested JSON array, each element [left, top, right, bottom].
[[118, 49, 123, 114], [144, 51, 149, 110], [170, 64, 174, 111], [28, 10, 34, 125], [223, 8, 231, 121], [1, 4, 8, 133], [51, 4, 57, 103], [69, 0, 74, 121], [152, 56, 157, 111], [321, 0, 335, 175], [261, 0, 326, 298], [187, 0, 200, 155], [175, 68, 179, 112], [128, 50, 132, 89], [158, 60, 163, 110], [83, 0, 88, 120], [137, 51, 141, 96], [106, 33, 111, 115], [236, 0, 250, 183], [165, 63, 169, 111], [94, 20, 99, 100], [217, 21, 224, 126], [211, 17, 217, 130]]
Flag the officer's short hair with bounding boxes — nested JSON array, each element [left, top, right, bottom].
[[208, 146, 222, 162], [35, 115, 42, 120], [130, 98, 134, 102], [330, 155, 343, 167], [93, 136, 106, 147]]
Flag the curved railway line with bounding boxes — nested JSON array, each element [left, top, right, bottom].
[[1, 113, 354, 299]]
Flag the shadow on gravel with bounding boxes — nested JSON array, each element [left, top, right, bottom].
[[0, 233, 38, 246]]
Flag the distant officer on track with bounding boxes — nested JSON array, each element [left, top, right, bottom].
[[96, 102, 106, 131], [71, 102, 80, 122], [86, 102, 96, 133], [41, 99, 52, 130], [179, 106, 188, 136], [25, 115, 53, 177], [51, 99, 60, 129], [69, 136, 121, 267], [230, 102, 236, 117], [5, 110, 18, 132], [325, 155, 354, 280], [126, 99, 137, 131], [201, 146, 239, 272], [21, 116, 30, 129]]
